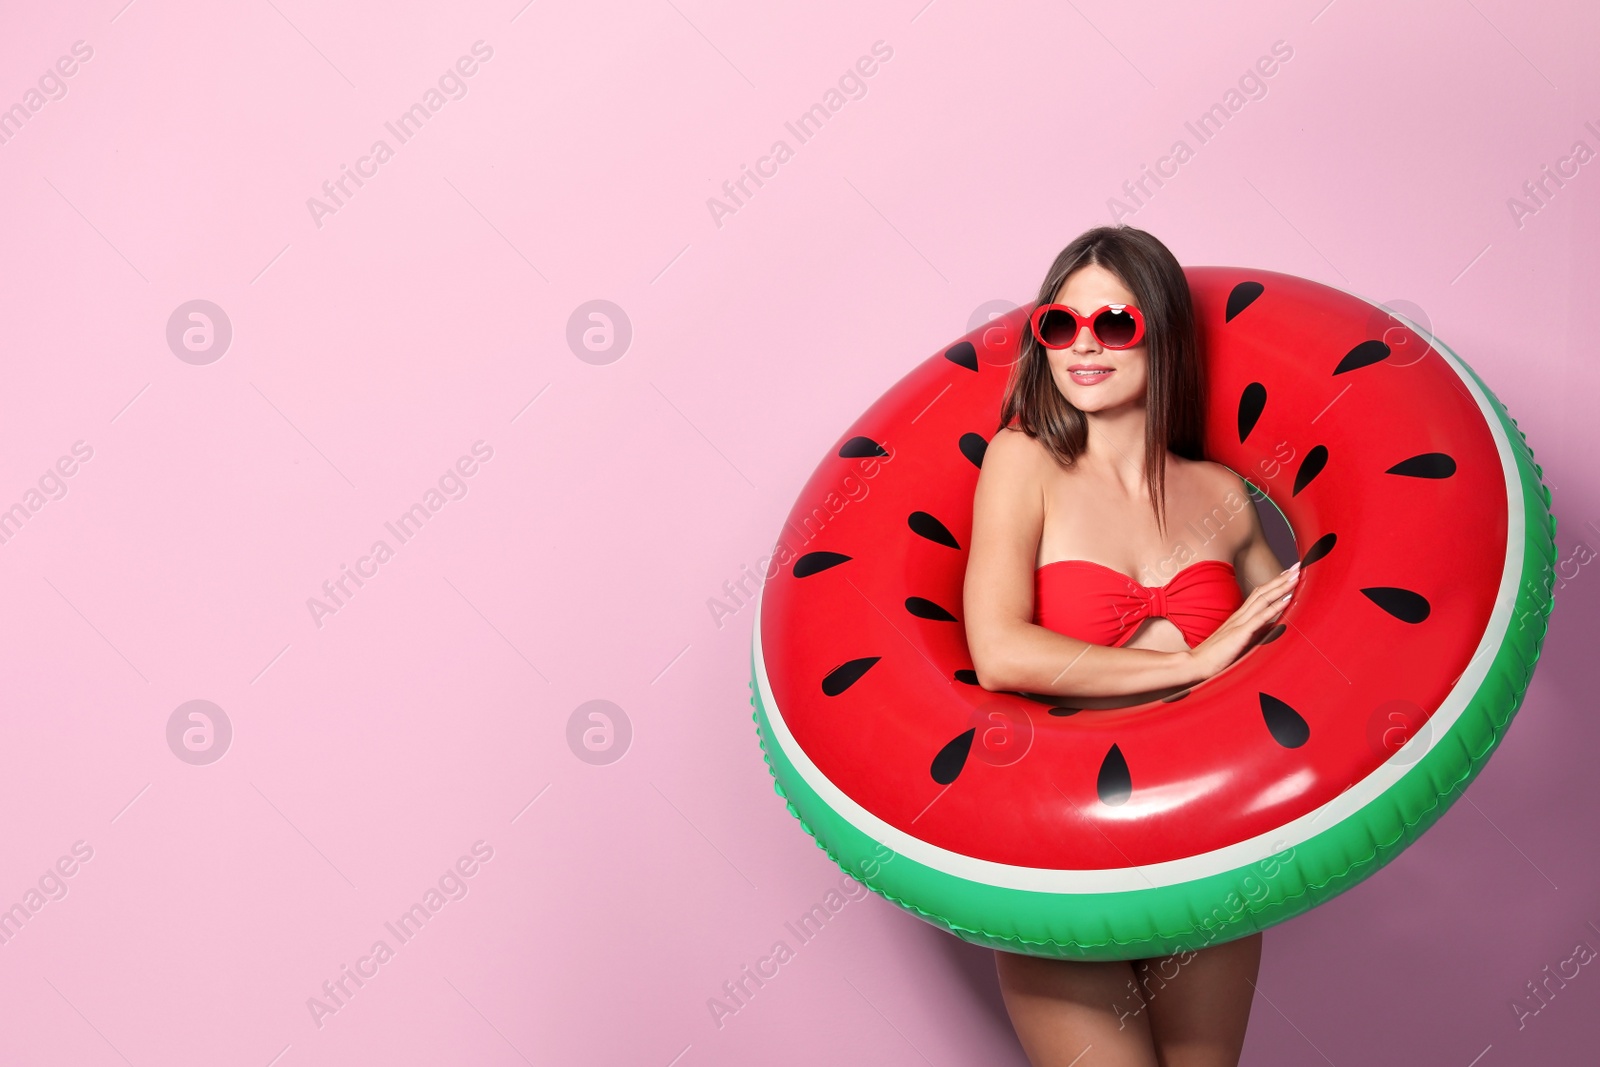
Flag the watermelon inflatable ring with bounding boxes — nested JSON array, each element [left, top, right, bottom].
[[748, 267, 1556, 961]]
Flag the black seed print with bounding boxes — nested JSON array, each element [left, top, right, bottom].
[[1333, 340, 1391, 375], [1386, 452, 1457, 478], [945, 341, 978, 372], [1361, 587, 1431, 623], [821, 657, 880, 696], [932, 729, 975, 784], [1292, 445, 1328, 496], [1097, 744, 1133, 806], [959, 432, 988, 468], [1300, 533, 1336, 568], [793, 551, 851, 578], [908, 510, 961, 549], [1226, 281, 1265, 322], [1260, 693, 1311, 748], [905, 597, 958, 622], [1238, 383, 1267, 443], [839, 436, 888, 458]]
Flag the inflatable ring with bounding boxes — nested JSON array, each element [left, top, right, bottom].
[[749, 266, 1556, 961]]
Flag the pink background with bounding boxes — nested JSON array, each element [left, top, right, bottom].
[[1, 0, 1595, 1063]]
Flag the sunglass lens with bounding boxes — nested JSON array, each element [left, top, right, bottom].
[[1094, 308, 1138, 347], [1038, 309, 1080, 347]]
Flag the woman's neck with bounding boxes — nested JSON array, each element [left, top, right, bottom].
[[1082, 404, 1153, 496]]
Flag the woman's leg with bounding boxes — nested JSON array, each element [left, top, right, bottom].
[[995, 950, 1160, 1066], [1135, 932, 1262, 1067]]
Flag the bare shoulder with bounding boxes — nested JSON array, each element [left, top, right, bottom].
[[1185, 457, 1264, 556], [979, 426, 1053, 482], [972, 427, 1049, 525], [986, 425, 1044, 463], [1198, 457, 1253, 500], [1174, 455, 1243, 498]]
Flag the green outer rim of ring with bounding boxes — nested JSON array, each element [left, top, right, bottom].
[[748, 351, 1557, 961]]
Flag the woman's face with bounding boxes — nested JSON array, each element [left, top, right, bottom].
[[1044, 263, 1149, 414]]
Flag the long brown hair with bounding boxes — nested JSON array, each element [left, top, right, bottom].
[[997, 225, 1205, 537]]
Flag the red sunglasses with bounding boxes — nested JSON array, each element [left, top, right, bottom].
[[1030, 303, 1146, 350]]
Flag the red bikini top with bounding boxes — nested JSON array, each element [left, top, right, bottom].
[[1034, 558, 1244, 649]]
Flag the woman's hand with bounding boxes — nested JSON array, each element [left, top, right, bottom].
[[1186, 562, 1300, 681]]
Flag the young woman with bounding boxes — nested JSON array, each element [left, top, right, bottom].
[[962, 226, 1301, 1067]]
